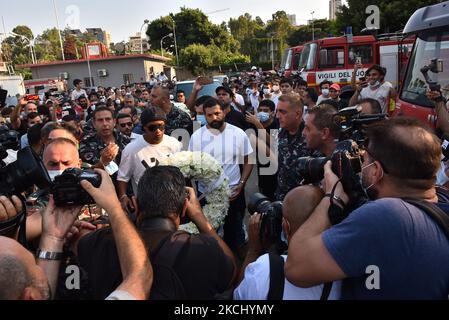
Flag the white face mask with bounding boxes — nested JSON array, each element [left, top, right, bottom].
[[321, 89, 329, 96], [263, 89, 271, 95], [370, 81, 381, 88], [47, 170, 64, 182]]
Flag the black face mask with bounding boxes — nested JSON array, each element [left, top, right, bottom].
[[209, 120, 224, 130]]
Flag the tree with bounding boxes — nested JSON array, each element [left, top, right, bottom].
[[287, 19, 338, 46], [180, 43, 249, 75], [64, 35, 78, 60], [335, 0, 440, 35]]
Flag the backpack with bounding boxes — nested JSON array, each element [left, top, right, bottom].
[[149, 230, 190, 300]]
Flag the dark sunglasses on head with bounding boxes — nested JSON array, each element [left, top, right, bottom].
[[120, 122, 133, 128], [146, 124, 165, 132]]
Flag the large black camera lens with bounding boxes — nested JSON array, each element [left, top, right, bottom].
[[248, 193, 273, 215], [0, 147, 52, 195], [297, 157, 328, 184]]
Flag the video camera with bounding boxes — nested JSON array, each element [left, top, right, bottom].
[[335, 105, 388, 145], [421, 58, 443, 92], [247, 193, 286, 254]]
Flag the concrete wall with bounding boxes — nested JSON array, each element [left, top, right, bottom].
[[31, 58, 167, 89]]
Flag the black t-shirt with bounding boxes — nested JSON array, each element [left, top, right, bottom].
[[77, 227, 234, 300], [225, 108, 248, 131]]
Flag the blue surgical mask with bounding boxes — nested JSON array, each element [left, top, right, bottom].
[[257, 112, 270, 123], [196, 115, 207, 126]]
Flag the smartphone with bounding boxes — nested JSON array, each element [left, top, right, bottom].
[[24, 94, 40, 101], [197, 76, 214, 86]]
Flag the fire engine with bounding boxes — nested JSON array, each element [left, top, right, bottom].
[[395, 1, 449, 128], [279, 45, 303, 78], [283, 35, 414, 90]]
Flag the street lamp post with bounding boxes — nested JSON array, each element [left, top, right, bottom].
[[311, 11, 315, 41], [172, 19, 179, 67], [140, 19, 150, 54], [160, 33, 173, 58]]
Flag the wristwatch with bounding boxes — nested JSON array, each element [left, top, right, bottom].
[[36, 249, 63, 261]]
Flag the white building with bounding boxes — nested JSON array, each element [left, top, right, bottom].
[[287, 14, 297, 26], [329, 0, 342, 20]]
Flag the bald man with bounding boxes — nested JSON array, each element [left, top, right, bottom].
[[149, 86, 192, 136], [234, 186, 342, 300]]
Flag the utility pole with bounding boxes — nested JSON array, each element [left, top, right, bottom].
[[52, 0, 65, 61]]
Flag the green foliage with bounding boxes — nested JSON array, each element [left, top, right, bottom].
[[335, 0, 440, 35], [180, 44, 249, 75]]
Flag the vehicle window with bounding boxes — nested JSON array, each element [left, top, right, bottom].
[[319, 47, 345, 68], [348, 45, 373, 65]]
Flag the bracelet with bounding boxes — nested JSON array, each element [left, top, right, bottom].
[[239, 180, 246, 185], [36, 249, 63, 261]]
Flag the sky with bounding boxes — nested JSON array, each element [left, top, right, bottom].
[[0, 0, 345, 43]]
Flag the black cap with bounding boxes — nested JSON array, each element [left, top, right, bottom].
[[215, 86, 234, 98], [140, 106, 167, 127]]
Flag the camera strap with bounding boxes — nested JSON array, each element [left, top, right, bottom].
[[401, 198, 449, 241], [267, 253, 285, 300]]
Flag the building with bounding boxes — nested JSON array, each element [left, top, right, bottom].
[[19, 54, 173, 89], [329, 0, 342, 20], [287, 14, 297, 26], [86, 28, 112, 49], [129, 32, 150, 53]]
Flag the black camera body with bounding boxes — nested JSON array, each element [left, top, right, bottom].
[[248, 193, 286, 254], [51, 168, 101, 207]]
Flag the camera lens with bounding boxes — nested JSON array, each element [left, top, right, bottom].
[[248, 193, 272, 215], [297, 157, 328, 183]]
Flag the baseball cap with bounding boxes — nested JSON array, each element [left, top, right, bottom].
[[330, 83, 341, 91], [140, 106, 167, 127]]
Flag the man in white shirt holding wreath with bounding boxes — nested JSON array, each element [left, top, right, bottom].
[[189, 97, 254, 254]]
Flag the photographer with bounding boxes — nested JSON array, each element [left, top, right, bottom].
[[234, 186, 341, 300], [303, 104, 339, 157], [285, 117, 449, 299], [0, 169, 152, 300], [74, 166, 236, 299]]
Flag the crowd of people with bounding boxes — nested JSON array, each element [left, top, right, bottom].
[[1, 61, 449, 300]]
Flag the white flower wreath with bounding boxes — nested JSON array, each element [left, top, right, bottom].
[[159, 151, 230, 234]]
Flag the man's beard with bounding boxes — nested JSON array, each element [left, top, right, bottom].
[[209, 120, 224, 130]]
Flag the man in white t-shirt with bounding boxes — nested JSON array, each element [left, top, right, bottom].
[[234, 185, 341, 300], [231, 84, 245, 112], [117, 106, 182, 211], [188, 97, 254, 251], [70, 79, 88, 102], [349, 64, 396, 114]]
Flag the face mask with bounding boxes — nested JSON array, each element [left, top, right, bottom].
[[48, 170, 64, 182], [369, 81, 380, 88], [437, 164, 449, 186], [263, 89, 271, 95], [360, 162, 382, 200], [272, 85, 280, 92], [196, 115, 207, 126], [321, 89, 329, 96], [257, 112, 270, 123]]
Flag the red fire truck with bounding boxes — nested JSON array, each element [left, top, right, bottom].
[[285, 35, 414, 91], [395, 1, 449, 128], [279, 45, 303, 78]]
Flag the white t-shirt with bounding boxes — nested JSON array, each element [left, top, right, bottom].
[[316, 94, 330, 105], [232, 93, 245, 112], [249, 93, 260, 111], [188, 123, 253, 188], [118, 134, 182, 194], [271, 92, 282, 109], [359, 81, 393, 113], [233, 254, 342, 300], [105, 290, 136, 300], [71, 89, 87, 101]]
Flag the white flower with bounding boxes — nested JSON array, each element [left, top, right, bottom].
[[160, 151, 230, 234]]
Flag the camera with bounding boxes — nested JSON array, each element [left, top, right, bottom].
[[51, 168, 101, 207], [248, 193, 286, 254], [0, 146, 52, 243], [0, 125, 20, 152]]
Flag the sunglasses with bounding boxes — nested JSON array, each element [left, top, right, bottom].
[[146, 124, 165, 132], [119, 122, 133, 128]]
